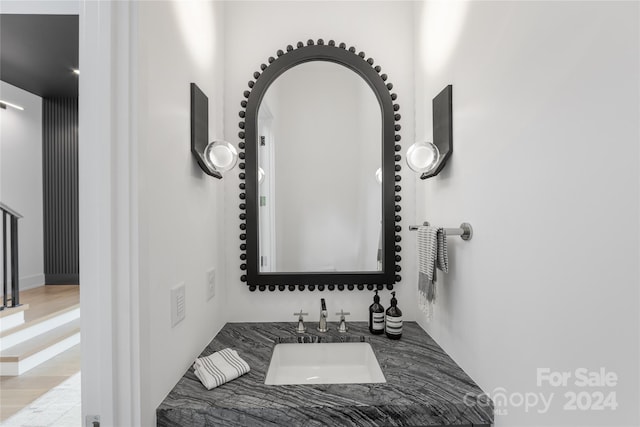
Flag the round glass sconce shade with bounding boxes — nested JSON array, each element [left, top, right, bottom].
[[204, 140, 238, 172], [406, 142, 440, 174], [375, 167, 382, 184]]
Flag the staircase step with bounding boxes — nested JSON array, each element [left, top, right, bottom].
[[0, 319, 80, 375], [0, 304, 80, 349], [0, 304, 30, 332]]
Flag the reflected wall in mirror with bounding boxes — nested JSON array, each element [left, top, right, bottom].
[[239, 40, 402, 290], [258, 61, 382, 273]]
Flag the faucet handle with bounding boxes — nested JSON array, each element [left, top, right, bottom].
[[294, 310, 308, 334], [336, 309, 350, 333]]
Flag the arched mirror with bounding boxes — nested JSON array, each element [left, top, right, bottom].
[[237, 39, 402, 291]]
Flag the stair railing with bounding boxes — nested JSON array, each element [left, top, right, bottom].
[[1, 202, 22, 310]]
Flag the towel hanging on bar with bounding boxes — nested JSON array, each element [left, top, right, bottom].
[[417, 226, 448, 316]]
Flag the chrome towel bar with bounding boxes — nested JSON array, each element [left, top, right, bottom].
[[408, 222, 473, 241]]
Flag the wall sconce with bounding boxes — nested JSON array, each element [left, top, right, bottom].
[[407, 85, 453, 179], [191, 83, 237, 178], [406, 141, 440, 174], [203, 140, 238, 172]]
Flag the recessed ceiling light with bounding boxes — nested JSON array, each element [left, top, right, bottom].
[[73, 69, 80, 75], [0, 100, 24, 111]]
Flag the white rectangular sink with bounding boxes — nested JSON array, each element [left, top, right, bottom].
[[264, 342, 386, 385]]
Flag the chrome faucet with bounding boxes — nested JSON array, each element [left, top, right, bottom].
[[317, 298, 328, 332]]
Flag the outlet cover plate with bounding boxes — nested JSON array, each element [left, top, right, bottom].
[[171, 283, 186, 327], [207, 268, 216, 301]]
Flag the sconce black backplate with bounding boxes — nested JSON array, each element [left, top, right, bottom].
[[421, 85, 452, 179], [190, 83, 222, 179]]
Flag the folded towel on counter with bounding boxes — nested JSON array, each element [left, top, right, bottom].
[[417, 226, 449, 316], [193, 348, 250, 390]]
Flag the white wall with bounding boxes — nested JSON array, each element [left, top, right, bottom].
[[135, 2, 226, 425], [0, 81, 45, 290], [414, 2, 639, 426], [223, 1, 417, 323]]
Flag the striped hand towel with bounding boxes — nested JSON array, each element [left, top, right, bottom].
[[417, 226, 448, 316], [193, 348, 250, 390]]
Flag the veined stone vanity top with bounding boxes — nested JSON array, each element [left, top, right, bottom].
[[156, 322, 493, 426]]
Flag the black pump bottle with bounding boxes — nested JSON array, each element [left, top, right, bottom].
[[385, 291, 403, 340], [369, 290, 385, 334]]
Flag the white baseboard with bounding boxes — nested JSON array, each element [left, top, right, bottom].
[[0, 275, 45, 297], [20, 274, 46, 289]]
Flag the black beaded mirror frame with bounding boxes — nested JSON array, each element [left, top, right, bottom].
[[237, 39, 402, 292]]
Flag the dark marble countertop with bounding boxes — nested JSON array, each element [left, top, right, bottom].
[[157, 322, 493, 426]]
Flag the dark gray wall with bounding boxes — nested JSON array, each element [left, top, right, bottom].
[[43, 97, 79, 284]]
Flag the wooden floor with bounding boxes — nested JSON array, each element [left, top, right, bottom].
[[0, 285, 81, 422], [0, 344, 81, 421], [19, 285, 80, 322]]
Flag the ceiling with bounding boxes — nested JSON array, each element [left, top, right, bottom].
[[1, 14, 79, 98]]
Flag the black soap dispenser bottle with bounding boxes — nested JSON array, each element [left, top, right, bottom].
[[369, 290, 385, 335], [385, 291, 403, 340]]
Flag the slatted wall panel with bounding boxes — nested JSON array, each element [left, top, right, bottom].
[[42, 98, 79, 285]]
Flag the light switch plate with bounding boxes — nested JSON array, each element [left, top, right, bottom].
[[206, 268, 216, 301], [171, 283, 186, 327]]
